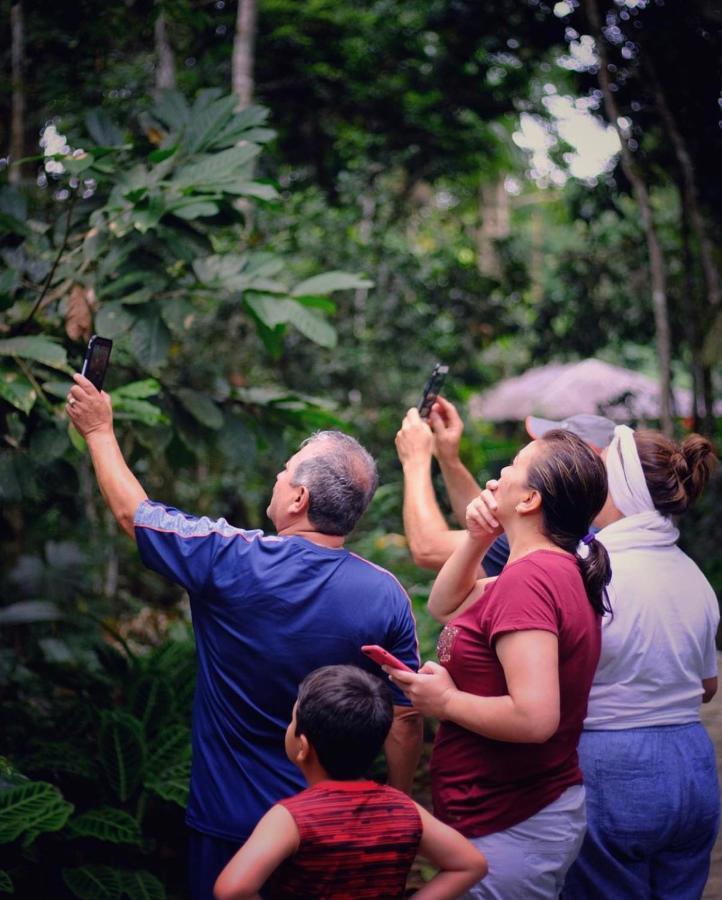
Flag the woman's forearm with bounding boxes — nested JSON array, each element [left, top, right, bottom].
[[428, 532, 494, 622]]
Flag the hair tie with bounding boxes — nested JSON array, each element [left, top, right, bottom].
[[582, 533, 595, 545]]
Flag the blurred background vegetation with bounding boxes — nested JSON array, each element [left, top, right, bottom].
[[0, 0, 720, 896]]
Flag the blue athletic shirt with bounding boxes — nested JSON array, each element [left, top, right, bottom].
[[134, 500, 420, 843]]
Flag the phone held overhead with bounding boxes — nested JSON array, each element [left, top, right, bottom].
[[81, 335, 113, 391], [418, 363, 449, 419]]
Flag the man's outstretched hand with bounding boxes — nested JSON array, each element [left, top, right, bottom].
[[66, 373, 113, 440], [427, 396, 464, 463]]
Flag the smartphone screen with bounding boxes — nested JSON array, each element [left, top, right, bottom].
[[81, 336, 113, 391], [418, 363, 449, 419]]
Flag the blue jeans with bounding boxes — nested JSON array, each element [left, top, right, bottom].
[[563, 723, 720, 900]]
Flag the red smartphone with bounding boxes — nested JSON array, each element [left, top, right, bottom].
[[361, 644, 413, 672]]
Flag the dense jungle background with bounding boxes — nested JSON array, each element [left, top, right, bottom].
[[1, 0, 721, 896]]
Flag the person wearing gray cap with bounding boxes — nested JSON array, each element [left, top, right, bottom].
[[395, 398, 615, 575]]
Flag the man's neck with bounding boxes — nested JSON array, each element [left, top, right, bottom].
[[277, 524, 346, 549]]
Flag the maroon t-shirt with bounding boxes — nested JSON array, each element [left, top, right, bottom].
[[431, 549, 601, 838]]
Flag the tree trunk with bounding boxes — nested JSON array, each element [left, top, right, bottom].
[[584, 0, 673, 436], [679, 188, 702, 430], [9, 2, 25, 185], [154, 7, 176, 94], [232, 0, 257, 110]]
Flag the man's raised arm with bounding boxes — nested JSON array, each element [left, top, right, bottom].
[[427, 396, 481, 526], [66, 373, 147, 539]]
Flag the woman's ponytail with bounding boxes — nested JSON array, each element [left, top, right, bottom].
[[576, 538, 612, 617]]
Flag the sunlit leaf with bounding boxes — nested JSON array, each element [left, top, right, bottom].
[[245, 295, 336, 348], [0, 370, 36, 414], [292, 271, 373, 296], [175, 388, 223, 430], [0, 337, 70, 372]]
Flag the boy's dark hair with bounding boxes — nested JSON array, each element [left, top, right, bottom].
[[295, 665, 394, 779]]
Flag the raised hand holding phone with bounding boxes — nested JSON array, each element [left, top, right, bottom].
[[81, 335, 113, 391], [418, 364, 449, 420]]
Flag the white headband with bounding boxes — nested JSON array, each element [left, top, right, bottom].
[[605, 425, 656, 516]]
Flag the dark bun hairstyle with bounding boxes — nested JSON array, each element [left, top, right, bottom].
[[634, 431, 718, 517]]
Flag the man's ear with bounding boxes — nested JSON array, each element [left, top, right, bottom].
[[517, 488, 542, 516], [291, 484, 310, 515]]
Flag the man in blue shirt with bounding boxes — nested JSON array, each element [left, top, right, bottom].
[[66, 373, 423, 900], [396, 398, 615, 575]]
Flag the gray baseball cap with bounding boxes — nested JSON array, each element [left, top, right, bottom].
[[525, 413, 616, 450]]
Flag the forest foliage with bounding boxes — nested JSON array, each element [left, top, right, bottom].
[[1, 1, 721, 896]]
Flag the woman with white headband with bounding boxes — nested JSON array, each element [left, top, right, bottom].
[[563, 426, 719, 899]]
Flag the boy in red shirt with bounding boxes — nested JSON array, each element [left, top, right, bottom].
[[214, 665, 487, 900]]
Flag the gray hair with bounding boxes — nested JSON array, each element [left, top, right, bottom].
[[290, 431, 379, 536]]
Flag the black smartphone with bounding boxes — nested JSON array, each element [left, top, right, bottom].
[[418, 363, 449, 419], [81, 335, 113, 391]]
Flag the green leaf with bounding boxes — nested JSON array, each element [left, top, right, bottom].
[[131, 314, 171, 369], [0, 369, 36, 414], [0, 601, 62, 625], [184, 94, 237, 155], [128, 675, 174, 736], [175, 388, 223, 430], [148, 145, 177, 164], [119, 870, 166, 900], [0, 870, 13, 893], [225, 182, 279, 201], [67, 807, 142, 845], [0, 781, 73, 843], [292, 271, 373, 296], [145, 760, 190, 809], [171, 201, 220, 221], [245, 296, 337, 348], [144, 725, 191, 780], [95, 303, 134, 338], [68, 423, 87, 453], [112, 379, 161, 400], [97, 712, 146, 803], [63, 154, 94, 175], [173, 143, 261, 189], [112, 398, 168, 427], [85, 109, 125, 147], [0, 337, 70, 372], [63, 866, 123, 900]]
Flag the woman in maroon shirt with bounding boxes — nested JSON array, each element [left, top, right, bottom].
[[389, 430, 611, 899]]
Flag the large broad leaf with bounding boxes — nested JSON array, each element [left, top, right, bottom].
[[67, 807, 142, 846], [170, 200, 220, 221], [225, 182, 279, 201], [291, 271, 373, 297], [62, 866, 123, 900], [111, 379, 161, 401], [0, 369, 36, 414], [85, 109, 125, 147], [128, 675, 174, 736], [112, 398, 168, 427], [145, 759, 190, 809], [173, 143, 261, 189], [144, 725, 191, 780], [245, 295, 336, 348], [0, 781, 73, 844], [0, 601, 62, 625], [192, 254, 246, 285], [131, 314, 171, 369], [97, 712, 145, 803], [152, 90, 192, 131], [175, 388, 223, 430], [183, 94, 237, 155], [0, 337, 69, 372], [119, 870, 166, 900], [0, 870, 12, 893]]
